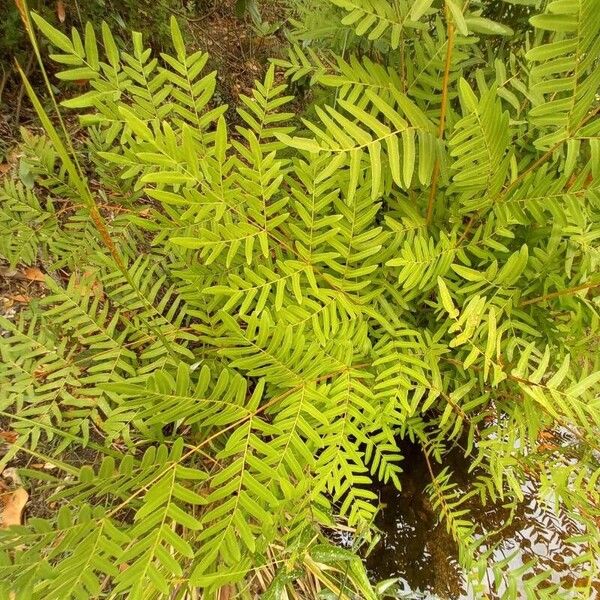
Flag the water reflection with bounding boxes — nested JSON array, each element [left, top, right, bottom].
[[365, 441, 599, 599]]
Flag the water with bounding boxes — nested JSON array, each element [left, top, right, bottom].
[[365, 440, 600, 599]]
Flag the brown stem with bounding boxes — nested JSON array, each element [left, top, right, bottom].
[[14, 52, 34, 125], [0, 66, 9, 105], [520, 280, 600, 306], [426, 18, 455, 225], [457, 104, 600, 245]]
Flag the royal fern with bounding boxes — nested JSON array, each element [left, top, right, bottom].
[[0, 1, 599, 598]]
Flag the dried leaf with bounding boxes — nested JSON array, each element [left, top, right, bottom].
[[10, 294, 31, 303], [0, 487, 28, 528], [23, 267, 45, 281], [33, 367, 49, 381], [0, 431, 18, 444], [537, 443, 558, 453], [56, 0, 66, 22], [218, 585, 235, 600]]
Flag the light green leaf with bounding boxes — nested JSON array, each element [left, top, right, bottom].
[[101, 21, 119, 66], [410, 0, 435, 21], [446, 0, 468, 35], [438, 277, 459, 318], [32, 12, 74, 54], [465, 17, 514, 36], [170, 16, 186, 61]]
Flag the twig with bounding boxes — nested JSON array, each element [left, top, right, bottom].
[[0, 65, 9, 105], [167, 6, 220, 23], [14, 51, 35, 125], [520, 280, 600, 306]]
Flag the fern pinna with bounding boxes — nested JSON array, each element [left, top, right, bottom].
[[0, 1, 599, 598]]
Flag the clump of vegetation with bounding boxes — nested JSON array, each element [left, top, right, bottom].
[[0, 0, 599, 598]]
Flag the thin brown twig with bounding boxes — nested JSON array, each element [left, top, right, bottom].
[[167, 6, 220, 24], [0, 65, 9, 105], [520, 280, 600, 306], [14, 51, 34, 125]]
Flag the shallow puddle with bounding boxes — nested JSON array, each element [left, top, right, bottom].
[[365, 440, 599, 599]]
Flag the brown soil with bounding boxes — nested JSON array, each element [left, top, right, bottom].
[[184, 0, 290, 120]]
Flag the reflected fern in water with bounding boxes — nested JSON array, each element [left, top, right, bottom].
[[367, 440, 600, 599]]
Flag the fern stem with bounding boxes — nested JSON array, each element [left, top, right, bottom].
[[103, 363, 369, 520], [425, 9, 456, 226], [457, 104, 600, 246], [0, 411, 124, 458], [442, 357, 600, 452], [520, 280, 600, 306]]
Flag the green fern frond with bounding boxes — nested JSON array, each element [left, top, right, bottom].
[[0, 181, 56, 267], [527, 0, 600, 148], [1, 5, 599, 598]]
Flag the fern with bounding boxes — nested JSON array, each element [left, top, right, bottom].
[[328, 0, 427, 50], [0, 3, 599, 599]]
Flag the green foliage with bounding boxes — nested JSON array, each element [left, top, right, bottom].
[[0, 180, 57, 267], [1, 1, 600, 598]]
